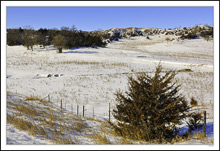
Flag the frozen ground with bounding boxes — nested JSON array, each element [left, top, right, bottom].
[[6, 34, 214, 144]]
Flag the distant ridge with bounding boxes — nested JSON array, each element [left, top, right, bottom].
[[101, 25, 213, 40]]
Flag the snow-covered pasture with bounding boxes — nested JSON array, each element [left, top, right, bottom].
[[7, 35, 214, 122], [6, 35, 214, 146]]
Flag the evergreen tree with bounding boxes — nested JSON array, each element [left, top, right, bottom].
[[37, 28, 49, 48], [7, 28, 23, 46], [113, 63, 190, 143]]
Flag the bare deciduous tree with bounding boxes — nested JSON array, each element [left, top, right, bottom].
[[23, 30, 37, 51], [53, 34, 67, 53]]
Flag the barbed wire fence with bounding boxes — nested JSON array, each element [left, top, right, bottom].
[[40, 91, 113, 122], [7, 90, 213, 137], [45, 92, 212, 136]]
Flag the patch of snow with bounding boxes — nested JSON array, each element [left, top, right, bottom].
[[7, 124, 52, 145]]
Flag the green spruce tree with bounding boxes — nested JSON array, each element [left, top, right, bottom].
[[113, 63, 190, 143]]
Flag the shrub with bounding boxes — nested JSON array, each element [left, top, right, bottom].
[[113, 63, 190, 143], [177, 68, 192, 73], [200, 29, 213, 39], [190, 97, 198, 106], [203, 35, 210, 41], [186, 112, 203, 133], [180, 32, 198, 40], [165, 37, 171, 42]]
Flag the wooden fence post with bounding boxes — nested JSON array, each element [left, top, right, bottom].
[[204, 111, 206, 137], [77, 105, 79, 115], [109, 103, 110, 122], [48, 94, 50, 102], [61, 99, 62, 112], [71, 104, 73, 113], [83, 106, 85, 117]]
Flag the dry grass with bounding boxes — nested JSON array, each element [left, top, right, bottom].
[[13, 104, 39, 116], [26, 95, 42, 101], [57, 60, 100, 65], [7, 113, 48, 138], [188, 132, 213, 144], [85, 120, 120, 144], [177, 69, 193, 73], [85, 117, 102, 122], [165, 37, 171, 42], [175, 71, 213, 110], [53, 133, 75, 144], [118, 137, 133, 144], [110, 38, 165, 52], [7, 114, 33, 132], [98, 121, 114, 135], [88, 133, 111, 144], [6, 93, 90, 144], [74, 121, 87, 132], [145, 50, 213, 60], [48, 60, 129, 70]]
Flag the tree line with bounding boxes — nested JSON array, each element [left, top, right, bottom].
[[7, 26, 110, 52]]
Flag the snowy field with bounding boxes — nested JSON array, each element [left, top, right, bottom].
[[6, 34, 214, 144]]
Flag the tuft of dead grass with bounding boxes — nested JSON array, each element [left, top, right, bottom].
[[177, 69, 193, 73], [118, 137, 133, 144], [88, 132, 111, 144], [14, 104, 37, 116], [7, 114, 47, 137], [85, 117, 102, 122], [74, 121, 86, 133], [26, 95, 42, 101]]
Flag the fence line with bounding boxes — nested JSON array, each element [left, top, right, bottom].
[[37, 92, 214, 127], [7, 91, 211, 136], [49, 94, 210, 137]]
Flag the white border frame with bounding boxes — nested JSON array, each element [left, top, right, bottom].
[[1, 1, 219, 150]]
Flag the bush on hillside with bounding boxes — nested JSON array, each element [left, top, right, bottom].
[[180, 32, 198, 40], [190, 97, 198, 107], [186, 112, 203, 133]]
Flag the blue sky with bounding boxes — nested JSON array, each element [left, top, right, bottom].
[[7, 7, 213, 31]]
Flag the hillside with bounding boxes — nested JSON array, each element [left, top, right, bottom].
[[103, 25, 213, 39]]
